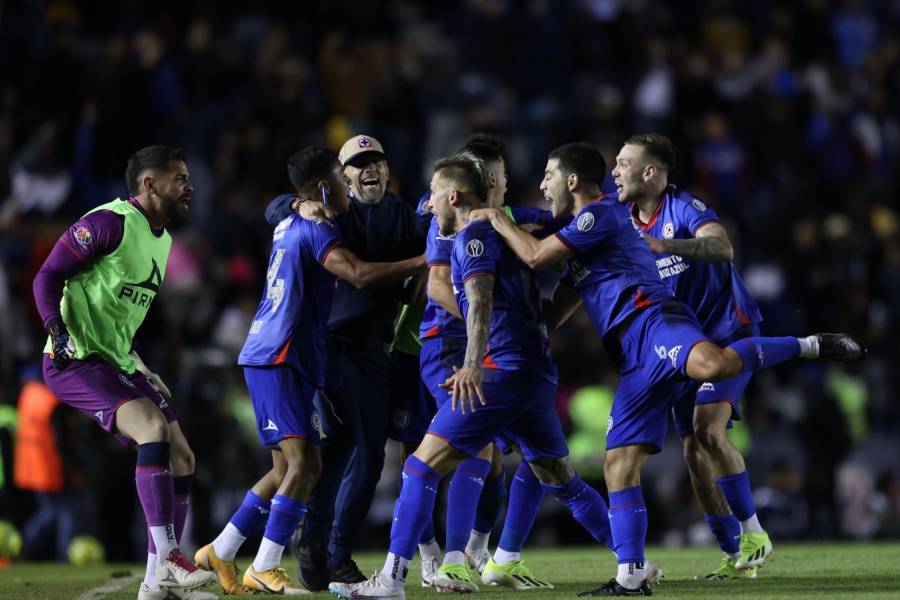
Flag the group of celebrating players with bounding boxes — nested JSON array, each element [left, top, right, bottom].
[[33, 131, 866, 599]]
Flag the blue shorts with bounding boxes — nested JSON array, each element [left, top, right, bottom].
[[388, 350, 437, 444], [608, 301, 708, 453], [671, 323, 760, 438], [427, 368, 567, 461], [243, 365, 324, 447], [419, 336, 466, 409]]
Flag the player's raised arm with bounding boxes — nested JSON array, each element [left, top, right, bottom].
[[470, 207, 573, 269], [426, 264, 462, 320], [449, 273, 493, 414], [645, 221, 734, 262], [322, 246, 425, 290]]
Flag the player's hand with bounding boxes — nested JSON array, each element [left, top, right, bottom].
[[129, 351, 172, 400], [441, 365, 486, 415], [292, 197, 334, 223], [47, 318, 76, 370], [643, 234, 668, 254]]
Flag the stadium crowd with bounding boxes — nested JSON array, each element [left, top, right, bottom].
[[1, 0, 899, 569]]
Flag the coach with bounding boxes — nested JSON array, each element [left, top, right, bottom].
[[266, 135, 425, 589]]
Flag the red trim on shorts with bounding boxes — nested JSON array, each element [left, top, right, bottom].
[[272, 339, 292, 365], [421, 325, 441, 339], [734, 300, 752, 325], [280, 434, 307, 440], [633, 289, 654, 309], [482, 354, 498, 369]]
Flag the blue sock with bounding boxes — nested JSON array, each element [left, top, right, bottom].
[[542, 475, 614, 551], [445, 458, 490, 552], [230, 491, 271, 535], [389, 456, 442, 560], [498, 461, 544, 553], [716, 471, 756, 521], [705, 514, 741, 555], [608, 486, 647, 564], [474, 471, 506, 534], [728, 337, 800, 374], [263, 494, 307, 546]]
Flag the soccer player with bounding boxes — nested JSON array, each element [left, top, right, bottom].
[[419, 135, 558, 591], [329, 154, 617, 600], [622, 133, 771, 578], [32, 146, 217, 600], [262, 135, 425, 591], [469, 142, 866, 596], [193, 147, 425, 595]]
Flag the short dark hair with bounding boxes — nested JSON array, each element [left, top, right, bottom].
[[433, 153, 489, 202], [624, 133, 675, 172], [548, 142, 606, 186], [125, 145, 186, 196], [287, 147, 339, 193], [459, 132, 508, 167]]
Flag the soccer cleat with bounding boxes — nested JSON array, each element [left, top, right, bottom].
[[735, 532, 773, 570], [292, 537, 329, 592], [243, 565, 311, 595], [328, 574, 406, 600], [157, 549, 218, 590], [465, 547, 490, 575], [421, 552, 441, 587], [481, 558, 554, 589], [138, 582, 219, 600], [815, 333, 867, 361], [329, 559, 367, 584], [433, 562, 479, 593], [643, 561, 665, 586], [577, 579, 651, 597], [695, 555, 757, 580], [193, 543, 252, 595]]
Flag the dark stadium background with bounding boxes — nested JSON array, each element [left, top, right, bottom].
[[1, 0, 898, 561]]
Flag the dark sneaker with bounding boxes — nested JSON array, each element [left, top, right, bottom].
[[578, 579, 652, 597], [292, 536, 329, 592], [816, 333, 867, 361], [329, 559, 367, 584]]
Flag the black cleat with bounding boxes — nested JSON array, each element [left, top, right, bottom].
[[292, 535, 329, 592], [816, 333, 867, 361], [328, 559, 367, 584], [578, 579, 652, 597]]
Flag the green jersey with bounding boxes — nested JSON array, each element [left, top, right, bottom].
[[43, 199, 172, 373]]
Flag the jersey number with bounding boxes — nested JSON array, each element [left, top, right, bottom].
[[267, 249, 286, 312]]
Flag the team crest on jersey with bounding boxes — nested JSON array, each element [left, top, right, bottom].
[[663, 222, 674, 239], [74, 226, 92, 245], [692, 198, 707, 212], [392, 409, 410, 430], [466, 239, 484, 257], [577, 212, 595, 232]]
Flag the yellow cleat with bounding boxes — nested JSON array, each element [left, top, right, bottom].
[[243, 564, 311, 595], [194, 543, 252, 595]]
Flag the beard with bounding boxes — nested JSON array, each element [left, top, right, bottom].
[[162, 195, 190, 227]]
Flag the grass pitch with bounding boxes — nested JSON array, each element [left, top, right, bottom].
[[2, 543, 899, 599]]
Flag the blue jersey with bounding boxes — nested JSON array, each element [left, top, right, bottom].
[[631, 187, 762, 342], [556, 196, 675, 351], [238, 214, 342, 387], [418, 205, 554, 342], [450, 220, 556, 383]]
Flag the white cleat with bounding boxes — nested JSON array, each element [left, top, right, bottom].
[[156, 550, 217, 590], [421, 553, 441, 587], [644, 560, 666, 586], [329, 574, 406, 600], [137, 582, 219, 600], [465, 547, 490, 575]]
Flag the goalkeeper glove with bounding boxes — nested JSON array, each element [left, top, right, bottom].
[[129, 351, 172, 400], [47, 318, 76, 370]]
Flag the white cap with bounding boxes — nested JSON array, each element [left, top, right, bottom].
[[338, 134, 386, 165]]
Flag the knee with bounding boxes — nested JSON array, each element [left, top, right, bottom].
[[603, 449, 643, 490], [682, 435, 704, 471], [170, 442, 195, 475]]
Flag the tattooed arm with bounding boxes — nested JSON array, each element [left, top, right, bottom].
[[644, 222, 734, 262], [442, 274, 493, 414]]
